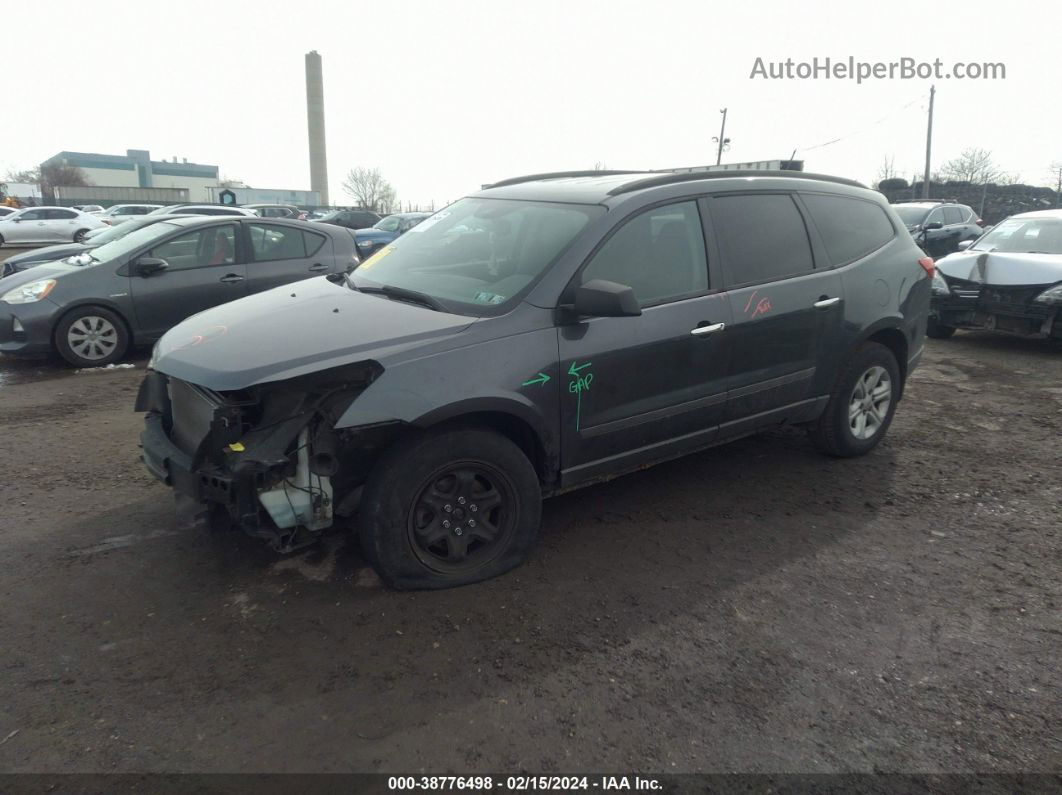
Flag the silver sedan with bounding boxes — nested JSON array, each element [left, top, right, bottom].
[[0, 206, 108, 246]]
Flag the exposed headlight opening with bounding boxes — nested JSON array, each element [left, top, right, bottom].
[[2, 278, 57, 304], [1033, 283, 1062, 305]]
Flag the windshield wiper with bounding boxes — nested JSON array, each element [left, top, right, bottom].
[[357, 284, 446, 311]]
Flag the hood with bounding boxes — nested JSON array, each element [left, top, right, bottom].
[[354, 228, 391, 241], [154, 277, 477, 390], [4, 243, 89, 269], [936, 250, 1062, 286], [0, 260, 81, 289]]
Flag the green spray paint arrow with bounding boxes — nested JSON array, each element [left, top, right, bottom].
[[567, 360, 592, 376], [521, 372, 551, 387]]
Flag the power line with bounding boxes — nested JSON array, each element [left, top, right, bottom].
[[795, 96, 923, 153]]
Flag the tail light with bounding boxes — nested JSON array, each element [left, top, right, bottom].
[[918, 256, 935, 277], [975, 218, 986, 227]]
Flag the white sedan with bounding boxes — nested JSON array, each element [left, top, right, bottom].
[[0, 206, 108, 246], [98, 203, 163, 225]]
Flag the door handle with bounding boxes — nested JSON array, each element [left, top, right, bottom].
[[219, 273, 244, 284], [814, 297, 841, 309], [308, 262, 328, 272], [691, 322, 725, 336]]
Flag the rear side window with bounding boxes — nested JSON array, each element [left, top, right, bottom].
[[248, 223, 327, 260], [802, 194, 896, 266], [943, 207, 965, 225], [48, 209, 77, 220], [712, 194, 814, 285]]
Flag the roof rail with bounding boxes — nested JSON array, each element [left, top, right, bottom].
[[485, 170, 648, 189], [607, 170, 866, 196]]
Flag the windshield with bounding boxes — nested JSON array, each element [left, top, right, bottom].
[[893, 206, 931, 225], [972, 217, 1062, 255], [350, 198, 604, 315], [373, 216, 402, 232], [74, 221, 183, 265]]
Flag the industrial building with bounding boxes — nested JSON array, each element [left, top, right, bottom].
[[41, 149, 220, 202]]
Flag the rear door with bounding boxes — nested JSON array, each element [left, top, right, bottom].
[[243, 222, 334, 294], [47, 209, 80, 241], [707, 192, 844, 435], [130, 223, 247, 338], [558, 199, 732, 479]]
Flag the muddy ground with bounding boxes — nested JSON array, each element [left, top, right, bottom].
[[0, 332, 1059, 774]]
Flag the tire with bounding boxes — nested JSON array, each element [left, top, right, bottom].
[[54, 306, 130, 367], [73, 228, 90, 243], [926, 318, 956, 339], [808, 342, 901, 458], [358, 425, 542, 589], [0, 233, 5, 246]]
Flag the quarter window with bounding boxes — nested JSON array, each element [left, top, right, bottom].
[[712, 194, 814, 285], [802, 193, 896, 266], [581, 201, 709, 306]]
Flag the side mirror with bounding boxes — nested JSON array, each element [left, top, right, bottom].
[[924, 221, 943, 231], [135, 256, 169, 276], [568, 279, 641, 319], [957, 239, 974, 251]]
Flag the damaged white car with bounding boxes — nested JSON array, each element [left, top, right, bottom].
[[929, 209, 1062, 340]]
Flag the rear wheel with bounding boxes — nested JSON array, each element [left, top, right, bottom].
[[926, 318, 956, 339], [73, 228, 90, 243], [358, 426, 541, 589], [808, 342, 901, 458], [54, 306, 129, 367]]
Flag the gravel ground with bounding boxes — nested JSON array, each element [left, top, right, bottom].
[[0, 333, 1058, 774]]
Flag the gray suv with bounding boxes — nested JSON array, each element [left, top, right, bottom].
[[138, 170, 932, 589]]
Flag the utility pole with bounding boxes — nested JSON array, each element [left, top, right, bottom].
[[1055, 164, 1062, 208], [715, 108, 729, 166], [922, 85, 935, 199]]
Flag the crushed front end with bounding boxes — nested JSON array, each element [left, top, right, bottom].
[[932, 273, 1062, 339], [136, 362, 384, 551]]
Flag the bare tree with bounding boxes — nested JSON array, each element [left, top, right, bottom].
[[218, 176, 248, 189], [875, 156, 897, 187], [5, 167, 40, 184], [939, 148, 1012, 185], [342, 167, 397, 212]]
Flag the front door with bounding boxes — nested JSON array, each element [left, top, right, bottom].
[[706, 192, 844, 433], [9, 208, 49, 243], [130, 223, 247, 338], [558, 200, 731, 482], [244, 222, 335, 294]]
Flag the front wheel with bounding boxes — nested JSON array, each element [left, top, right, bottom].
[[358, 426, 541, 589], [808, 342, 901, 458], [54, 306, 129, 367]]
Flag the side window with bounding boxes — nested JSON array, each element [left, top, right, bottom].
[[248, 223, 308, 261], [303, 230, 326, 256], [151, 225, 236, 270], [925, 208, 944, 226], [48, 209, 77, 220], [712, 194, 814, 285], [802, 193, 896, 266], [581, 201, 708, 306], [943, 207, 965, 225], [19, 209, 46, 221]]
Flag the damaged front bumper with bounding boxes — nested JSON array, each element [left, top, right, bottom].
[[137, 363, 381, 550], [932, 278, 1060, 338]]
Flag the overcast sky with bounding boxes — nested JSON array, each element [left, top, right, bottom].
[[3, 0, 1056, 207]]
